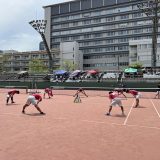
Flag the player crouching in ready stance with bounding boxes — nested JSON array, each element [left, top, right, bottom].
[[43, 88, 53, 99], [22, 94, 45, 115], [6, 90, 20, 105], [106, 91, 125, 116], [125, 89, 141, 108], [73, 88, 88, 103]]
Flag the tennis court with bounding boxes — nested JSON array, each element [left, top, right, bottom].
[[0, 88, 160, 160]]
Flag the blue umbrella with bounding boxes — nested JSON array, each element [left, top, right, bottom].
[[54, 70, 67, 75]]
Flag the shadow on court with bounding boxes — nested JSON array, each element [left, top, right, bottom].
[[23, 113, 46, 116]]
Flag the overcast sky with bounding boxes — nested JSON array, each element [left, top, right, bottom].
[[0, 0, 72, 52]]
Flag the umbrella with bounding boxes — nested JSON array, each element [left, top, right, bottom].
[[124, 68, 137, 73], [17, 71, 29, 79], [87, 70, 98, 74], [54, 70, 67, 75], [17, 71, 28, 75], [70, 70, 81, 77]]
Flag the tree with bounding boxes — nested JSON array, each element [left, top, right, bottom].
[[60, 60, 78, 71], [129, 62, 143, 69], [29, 59, 48, 73]]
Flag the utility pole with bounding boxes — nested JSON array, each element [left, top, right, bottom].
[[29, 20, 53, 73], [137, 0, 160, 69], [117, 55, 120, 71]]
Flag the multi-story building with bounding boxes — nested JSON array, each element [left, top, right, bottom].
[[39, 41, 45, 50], [2, 49, 60, 73], [129, 39, 160, 67], [43, 0, 159, 71]]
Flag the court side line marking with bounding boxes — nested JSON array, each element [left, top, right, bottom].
[[82, 119, 121, 125], [124, 123, 160, 130], [82, 120, 160, 130], [0, 113, 23, 116], [150, 99, 160, 118], [123, 100, 135, 125]]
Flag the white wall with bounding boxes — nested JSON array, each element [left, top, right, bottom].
[[60, 41, 83, 70]]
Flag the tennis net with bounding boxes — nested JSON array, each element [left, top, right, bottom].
[[50, 86, 160, 99]]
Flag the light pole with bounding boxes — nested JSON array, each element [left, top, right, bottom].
[[137, 0, 160, 69], [29, 20, 53, 73]]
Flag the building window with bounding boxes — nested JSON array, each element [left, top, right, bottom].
[[71, 36, 80, 40], [72, 22, 79, 26], [106, 17, 115, 22], [82, 28, 91, 32], [52, 44, 60, 48], [106, 39, 114, 44], [82, 20, 91, 25], [61, 23, 69, 28], [118, 46, 128, 51], [107, 32, 115, 36], [92, 11, 101, 16], [93, 18, 101, 23], [120, 14, 129, 20], [132, 13, 143, 18], [61, 37, 69, 41], [82, 13, 91, 17], [93, 33, 102, 38], [95, 41, 103, 45], [82, 42, 90, 46], [84, 34, 91, 39]]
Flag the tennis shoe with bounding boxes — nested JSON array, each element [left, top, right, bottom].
[[22, 110, 25, 114]]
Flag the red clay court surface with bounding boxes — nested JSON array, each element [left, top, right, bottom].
[[0, 89, 160, 160]]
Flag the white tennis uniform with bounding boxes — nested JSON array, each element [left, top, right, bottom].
[[109, 93, 122, 106], [26, 95, 37, 105]]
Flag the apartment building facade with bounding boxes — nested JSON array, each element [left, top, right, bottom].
[[129, 39, 160, 67], [2, 49, 60, 73], [44, 0, 159, 71]]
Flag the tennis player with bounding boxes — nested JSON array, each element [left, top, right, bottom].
[[6, 89, 20, 105], [106, 91, 125, 116], [114, 88, 127, 98], [22, 94, 45, 114], [43, 88, 53, 99], [154, 82, 160, 99], [74, 88, 88, 97], [125, 89, 141, 108], [73, 88, 88, 103]]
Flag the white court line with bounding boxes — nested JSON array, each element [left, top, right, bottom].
[[82, 119, 121, 126], [123, 100, 135, 125], [0, 113, 23, 116], [82, 119, 160, 130], [124, 123, 160, 130], [150, 99, 160, 118]]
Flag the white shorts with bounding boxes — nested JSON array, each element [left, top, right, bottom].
[[111, 98, 122, 107], [26, 95, 37, 105], [134, 93, 141, 99]]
